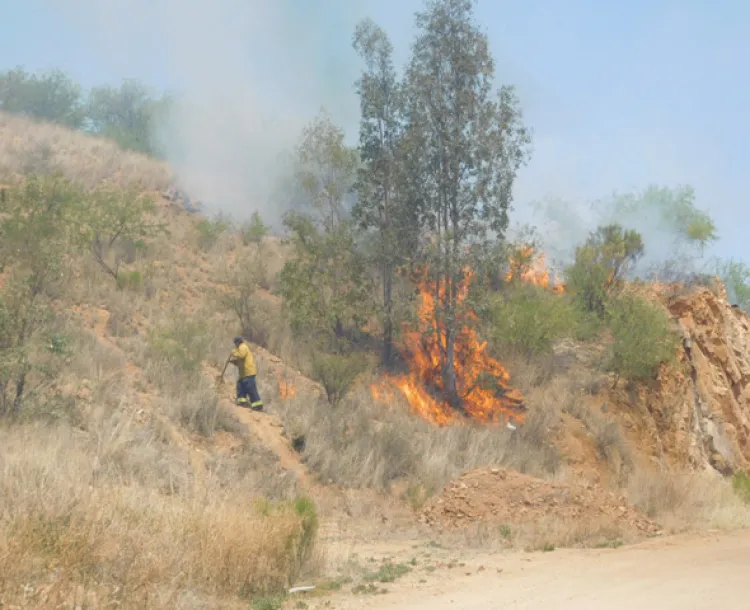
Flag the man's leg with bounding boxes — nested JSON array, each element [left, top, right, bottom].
[[247, 375, 264, 411], [236, 377, 249, 405]]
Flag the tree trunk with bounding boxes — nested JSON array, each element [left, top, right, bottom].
[[383, 265, 394, 367], [442, 322, 461, 411], [12, 371, 26, 417]]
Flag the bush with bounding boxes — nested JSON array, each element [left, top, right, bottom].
[[604, 294, 678, 382], [732, 471, 750, 503], [310, 352, 367, 406], [487, 284, 589, 357], [565, 224, 644, 316], [242, 211, 269, 247], [195, 215, 230, 250], [146, 316, 213, 382]]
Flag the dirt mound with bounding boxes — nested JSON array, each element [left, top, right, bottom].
[[421, 467, 661, 535]]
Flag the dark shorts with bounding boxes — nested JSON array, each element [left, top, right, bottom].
[[237, 375, 263, 410]]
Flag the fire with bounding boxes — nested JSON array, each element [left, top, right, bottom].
[[278, 374, 296, 400], [506, 247, 565, 293], [371, 269, 525, 427]]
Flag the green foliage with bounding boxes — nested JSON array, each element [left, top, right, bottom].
[[732, 471, 750, 504], [290, 497, 319, 577], [0, 66, 171, 155], [76, 183, 164, 286], [363, 562, 411, 583], [566, 224, 644, 316], [281, 214, 373, 351], [310, 352, 367, 406], [116, 270, 143, 292], [294, 109, 360, 231], [604, 294, 678, 382], [241, 211, 269, 247], [0, 66, 85, 128], [398, 0, 531, 407], [717, 260, 750, 310], [609, 185, 717, 252], [147, 317, 212, 380], [251, 596, 286, 610], [352, 18, 408, 366], [219, 260, 277, 349], [86, 79, 172, 155], [487, 285, 591, 358], [0, 175, 83, 415], [195, 215, 230, 251]]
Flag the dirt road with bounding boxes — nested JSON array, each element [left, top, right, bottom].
[[330, 529, 750, 610]]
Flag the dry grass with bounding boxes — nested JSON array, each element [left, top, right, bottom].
[[268, 374, 567, 495], [626, 468, 750, 533], [563, 400, 633, 483], [0, 110, 172, 189], [0, 418, 317, 609]]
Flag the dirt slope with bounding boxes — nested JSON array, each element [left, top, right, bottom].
[[329, 528, 750, 610]]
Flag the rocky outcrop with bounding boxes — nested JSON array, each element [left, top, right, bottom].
[[608, 286, 750, 475]]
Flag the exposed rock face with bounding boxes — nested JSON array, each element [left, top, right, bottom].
[[609, 287, 750, 475]]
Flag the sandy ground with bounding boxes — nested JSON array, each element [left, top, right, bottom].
[[320, 528, 750, 610]]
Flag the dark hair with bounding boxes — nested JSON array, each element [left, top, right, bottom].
[[233, 336, 243, 345]]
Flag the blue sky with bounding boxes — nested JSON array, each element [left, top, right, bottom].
[[2, 0, 748, 264]]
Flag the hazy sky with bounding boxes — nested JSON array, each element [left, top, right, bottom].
[[2, 0, 748, 263]]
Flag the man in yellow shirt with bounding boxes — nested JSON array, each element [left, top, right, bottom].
[[229, 336, 263, 410]]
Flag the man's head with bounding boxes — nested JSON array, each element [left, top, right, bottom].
[[233, 336, 243, 347]]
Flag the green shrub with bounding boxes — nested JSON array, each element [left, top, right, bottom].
[[147, 317, 212, 376], [732, 471, 750, 503], [116, 270, 143, 291], [604, 294, 678, 382], [195, 215, 230, 250], [242, 211, 269, 247], [487, 284, 591, 357], [310, 353, 366, 406], [565, 224, 644, 317]]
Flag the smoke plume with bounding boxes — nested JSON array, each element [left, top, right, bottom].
[[71, 0, 377, 227]]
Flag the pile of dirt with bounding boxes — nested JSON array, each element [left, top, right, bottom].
[[421, 467, 661, 536]]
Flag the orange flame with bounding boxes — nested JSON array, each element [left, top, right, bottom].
[[372, 268, 525, 426], [278, 374, 296, 400], [506, 247, 565, 293]]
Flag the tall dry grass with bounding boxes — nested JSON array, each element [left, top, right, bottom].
[[0, 418, 318, 609], [0, 111, 172, 189], [626, 467, 750, 533], [267, 375, 568, 496]]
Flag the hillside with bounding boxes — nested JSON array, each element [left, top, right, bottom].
[[1, 111, 750, 609]]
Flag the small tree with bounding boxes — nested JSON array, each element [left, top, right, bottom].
[[77, 183, 165, 287], [0, 66, 85, 128], [241, 211, 269, 248], [605, 294, 678, 385], [280, 212, 373, 353], [310, 352, 367, 406], [280, 113, 372, 354], [86, 79, 172, 155], [219, 259, 276, 349], [352, 18, 409, 367], [293, 109, 359, 232], [566, 224, 644, 316], [0, 175, 80, 415]]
